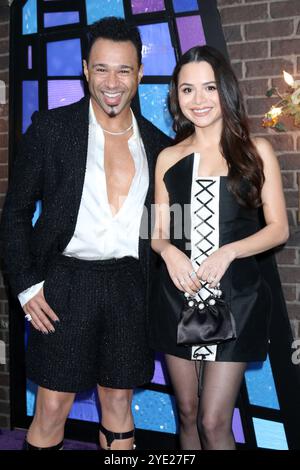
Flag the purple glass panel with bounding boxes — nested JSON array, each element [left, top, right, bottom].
[[232, 408, 245, 444], [176, 15, 206, 54], [152, 357, 167, 385], [28, 45, 32, 69], [44, 12, 80, 28], [131, 0, 165, 14], [22, 81, 39, 133], [47, 80, 84, 110]]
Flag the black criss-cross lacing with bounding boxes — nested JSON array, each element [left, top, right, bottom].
[[193, 179, 217, 297]]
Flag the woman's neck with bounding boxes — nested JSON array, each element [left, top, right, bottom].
[[191, 120, 222, 149]]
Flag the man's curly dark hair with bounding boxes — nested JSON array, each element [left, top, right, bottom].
[[86, 16, 142, 65]]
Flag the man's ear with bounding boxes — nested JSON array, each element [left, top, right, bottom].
[[83, 60, 89, 82], [138, 64, 144, 83]]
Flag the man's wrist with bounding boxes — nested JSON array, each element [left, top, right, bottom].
[[161, 244, 172, 262]]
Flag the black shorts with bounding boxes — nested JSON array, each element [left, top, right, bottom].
[[26, 254, 154, 392]]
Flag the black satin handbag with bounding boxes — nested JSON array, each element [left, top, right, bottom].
[[177, 287, 237, 346]]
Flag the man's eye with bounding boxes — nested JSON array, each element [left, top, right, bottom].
[[119, 69, 130, 74], [95, 68, 106, 73]]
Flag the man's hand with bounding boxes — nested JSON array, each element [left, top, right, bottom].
[[23, 288, 60, 333]]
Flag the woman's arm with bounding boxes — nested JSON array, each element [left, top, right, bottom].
[[197, 137, 289, 287], [151, 149, 201, 294]]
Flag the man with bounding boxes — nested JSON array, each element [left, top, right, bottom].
[[1, 17, 171, 450]]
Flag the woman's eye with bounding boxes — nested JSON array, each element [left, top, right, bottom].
[[183, 87, 192, 94], [207, 85, 217, 91]]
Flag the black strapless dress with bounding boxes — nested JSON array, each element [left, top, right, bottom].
[[150, 153, 273, 362]]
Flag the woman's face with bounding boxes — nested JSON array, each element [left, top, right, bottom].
[[177, 61, 222, 130]]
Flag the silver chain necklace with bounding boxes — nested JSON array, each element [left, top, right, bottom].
[[101, 123, 133, 136]]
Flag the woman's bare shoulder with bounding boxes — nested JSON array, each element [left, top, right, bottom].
[[157, 138, 194, 174]]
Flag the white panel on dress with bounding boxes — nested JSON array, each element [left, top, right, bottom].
[[190, 152, 220, 361]]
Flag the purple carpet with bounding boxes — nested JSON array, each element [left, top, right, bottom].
[[0, 429, 98, 450]]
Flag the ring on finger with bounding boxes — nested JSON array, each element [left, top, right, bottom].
[[189, 271, 197, 279], [25, 313, 32, 322]]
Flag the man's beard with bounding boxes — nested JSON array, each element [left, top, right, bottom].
[[108, 106, 117, 117]]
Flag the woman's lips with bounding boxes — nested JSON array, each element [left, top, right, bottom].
[[191, 107, 212, 117]]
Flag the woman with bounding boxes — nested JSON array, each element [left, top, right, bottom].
[[150, 46, 289, 450]]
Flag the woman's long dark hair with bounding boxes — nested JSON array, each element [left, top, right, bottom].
[[169, 45, 264, 208]]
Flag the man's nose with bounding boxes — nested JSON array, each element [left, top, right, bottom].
[[106, 71, 119, 88]]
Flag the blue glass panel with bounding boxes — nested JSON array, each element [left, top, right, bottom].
[[47, 39, 82, 77], [133, 389, 178, 433], [23, 0, 37, 35], [173, 0, 198, 13], [139, 23, 176, 76], [139, 84, 174, 137], [48, 80, 84, 109], [253, 418, 288, 450], [44, 12, 80, 28], [86, 0, 125, 25], [69, 389, 100, 422], [245, 356, 280, 409], [26, 379, 37, 416], [22, 81, 39, 133], [32, 200, 42, 226]]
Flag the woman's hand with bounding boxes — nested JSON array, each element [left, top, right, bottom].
[[161, 245, 201, 295], [196, 245, 236, 288]]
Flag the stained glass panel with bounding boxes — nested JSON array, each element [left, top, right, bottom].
[[28, 45, 32, 69], [176, 15, 206, 53], [253, 418, 288, 450], [131, 0, 165, 14], [139, 23, 176, 76], [245, 356, 280, 409], [172, 0, 198, 13], [22, 0, 37, 35], [85, 0, 125, 25], [22, 81, 38, 133], [44, 12, 80, 28], [47, 39, 82, 76], [48, 80, 84, 109], [139, 84, 174, 137]]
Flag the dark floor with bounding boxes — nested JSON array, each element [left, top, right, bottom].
[[0, 429, 98, 450]]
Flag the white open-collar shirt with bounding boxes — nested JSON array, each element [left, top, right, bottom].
[[18, 101, 149, 307]]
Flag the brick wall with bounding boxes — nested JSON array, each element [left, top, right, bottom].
[[219, 0, 300, 339], [0, 1, 9, 429]]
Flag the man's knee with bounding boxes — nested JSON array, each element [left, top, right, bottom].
[[35, 390, 73, 427], [98, 387, 133, 414]]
